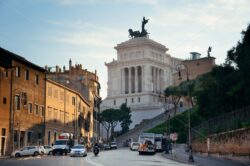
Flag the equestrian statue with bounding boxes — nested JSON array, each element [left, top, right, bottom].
[[128, 17, 149, 38]]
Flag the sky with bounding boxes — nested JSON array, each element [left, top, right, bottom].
[[1, 0, 250, 98]]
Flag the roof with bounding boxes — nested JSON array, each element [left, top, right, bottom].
[[0, 47, 46, 72]]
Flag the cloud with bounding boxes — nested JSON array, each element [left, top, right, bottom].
[[46, 20, 126, 47], [151, 0, 250, 32]]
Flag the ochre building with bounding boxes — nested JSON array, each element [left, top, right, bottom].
[[0, 47, 46, 156], [44, 79, 90, 145]]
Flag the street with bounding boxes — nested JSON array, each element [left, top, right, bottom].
[[0, 148, 194, 166]]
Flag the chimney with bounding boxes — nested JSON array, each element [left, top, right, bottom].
[[69, 59, 72, 69], [63, 66, 66, 72], [56, 65, 59, 73]]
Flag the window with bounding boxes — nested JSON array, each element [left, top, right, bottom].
[[25, 69, 29, 80], [38, 133, 42, 139], [179, 101, 183, 108], [16, 66, 20, 77], [48, 107, 52, 120], [113, 100, 116, 105], [35, 75, 39, 84], [54, 109, 58, 122], [72, 97, 76, 105], [48, 87, 52, 97], [60, 91, 64, 101], [40, 106, 45, 116], [138, 97, 140, 103], [131, 98, 134, 103], [34, 104, 39, 115], [28, 103, 33, 114], [2, 128, 6, 136], [125, 98, 127, 103], [27, 132, 32, 143], [3, 97, 6, 104], [14, 95, 20, 110], [54, 89, 58, 99]]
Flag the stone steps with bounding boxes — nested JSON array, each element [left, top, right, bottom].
[[116, 108, 175, 147]]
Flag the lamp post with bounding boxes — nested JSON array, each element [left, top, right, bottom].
[[176, 63, 194, 163]]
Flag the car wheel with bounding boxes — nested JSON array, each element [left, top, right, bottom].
[[15, 153, 21, 157], [33, 151, 39, 156], [48, 151, 51, 155]]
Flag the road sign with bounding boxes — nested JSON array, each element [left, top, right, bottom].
[[170, 133, 178, 141]]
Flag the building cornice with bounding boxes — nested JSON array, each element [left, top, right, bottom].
[[115, 37, 168, 52]]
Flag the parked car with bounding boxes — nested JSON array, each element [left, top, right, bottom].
[[103, 144, 111, 150], [130, 142, 139, 151], [43, 145, 53, 155], [70, 145, 87, 157], [11, 146, 44, 157], [110, 142, 117, 149]]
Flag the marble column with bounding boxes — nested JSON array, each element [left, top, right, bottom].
[[135, 66, 138, 93], [128, 67, 131, 94]]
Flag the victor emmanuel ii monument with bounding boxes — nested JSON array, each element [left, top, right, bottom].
[[101, 17, 175, 130]]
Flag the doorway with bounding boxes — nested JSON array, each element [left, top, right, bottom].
[[1, 137, 5, 156]]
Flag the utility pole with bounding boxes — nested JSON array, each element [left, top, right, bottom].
[[177, 63, 194, 163]]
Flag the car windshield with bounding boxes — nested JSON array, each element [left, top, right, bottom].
[[145, 140, 153, 145], [111, 142, 116, 145], [133, 143, 139, 146], [72, 145, 84, 149], [54, 140, 67, 145]]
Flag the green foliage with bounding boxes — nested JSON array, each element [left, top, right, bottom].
[[148, 107, 203, 143], [119, 103, 132, 134]]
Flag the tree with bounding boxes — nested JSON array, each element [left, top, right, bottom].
[[119, 103, 132, 134], [164, 83, 192, 115], [99, 109, 121, 142]]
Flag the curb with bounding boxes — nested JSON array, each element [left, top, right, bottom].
[[0, 156, 10, 159], [161, 152, 196, 165]]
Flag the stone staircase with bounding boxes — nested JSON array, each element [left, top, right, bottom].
[[116, 107, 176, 147]]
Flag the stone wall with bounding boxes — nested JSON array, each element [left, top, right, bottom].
[[193, 127, 250, 156]]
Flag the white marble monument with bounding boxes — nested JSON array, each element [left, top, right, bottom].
[[101, 36, 173, 130]]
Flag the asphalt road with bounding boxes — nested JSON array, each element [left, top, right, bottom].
[[0, 148, 194, 166]]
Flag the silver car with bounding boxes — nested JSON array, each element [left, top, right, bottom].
[[70, 145, 87, 157], [11, 146, 43, 157]]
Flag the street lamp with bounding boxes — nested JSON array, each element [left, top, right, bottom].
[[176, 63, 194, 163]]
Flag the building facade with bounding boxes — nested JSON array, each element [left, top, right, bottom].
[[46, 60, 101, 143], [101, 37, 173, 129], [0, 47, 46, 155], [45, 79, 90, 145]]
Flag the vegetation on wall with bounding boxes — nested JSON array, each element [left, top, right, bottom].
[[149, 24, 250, 139]]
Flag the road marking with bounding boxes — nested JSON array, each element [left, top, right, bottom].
[[85, 155, 104, 166], [0, 160, 11, 166]]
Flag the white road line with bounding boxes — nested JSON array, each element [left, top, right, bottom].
[[85, 155, 105, 166]]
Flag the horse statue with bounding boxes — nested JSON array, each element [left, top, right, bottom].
[[128, 29, 141, 38], [128, 16, 149, 38]]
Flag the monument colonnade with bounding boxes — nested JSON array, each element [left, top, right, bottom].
[[120, 65, 164, 95]]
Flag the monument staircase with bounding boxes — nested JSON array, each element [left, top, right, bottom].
[[116, 106, 176, 147]]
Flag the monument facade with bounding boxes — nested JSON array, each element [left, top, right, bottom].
[[101, 17, 175, 129]]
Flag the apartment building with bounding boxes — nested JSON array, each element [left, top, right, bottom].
[[45, 79, 90, 145], [0, 47, 46, 155]]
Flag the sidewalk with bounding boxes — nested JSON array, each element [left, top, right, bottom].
[[162, 144, 250, 166]]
